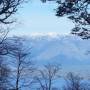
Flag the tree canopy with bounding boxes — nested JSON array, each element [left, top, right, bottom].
[[0, 0, 24, 24], [41, 0, 90, 39]]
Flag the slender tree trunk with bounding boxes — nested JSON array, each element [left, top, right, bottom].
[[16, 58, 20, 90], [48, 79, 51, 90], [16, 70, 19, 90]]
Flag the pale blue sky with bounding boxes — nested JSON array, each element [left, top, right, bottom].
[[9, 0, 74, 36]]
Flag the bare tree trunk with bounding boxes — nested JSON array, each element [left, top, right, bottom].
[[48, 78, 51, 90], [16, 68, 20, 90]]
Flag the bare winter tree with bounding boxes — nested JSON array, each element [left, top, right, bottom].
[[34, 63, 61, 90], [0, 56, 10, 90], [63, 72, 90, 90], [7, 37, 35, 90], [0, 29, 10, 56]]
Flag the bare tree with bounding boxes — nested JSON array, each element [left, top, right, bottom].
[[0, 29, 10, 56], [63, 72, 90, 90], [0, 56, 10, 90], [6, 37, 35, 90], [34, 63, 61, 90]]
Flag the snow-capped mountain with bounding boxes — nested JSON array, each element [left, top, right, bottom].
[[12, 34, 90, 76]]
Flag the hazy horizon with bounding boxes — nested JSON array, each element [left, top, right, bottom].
[[8, 0, 75, 36]]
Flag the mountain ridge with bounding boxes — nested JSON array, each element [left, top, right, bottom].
[[10, 35, 90, 76]]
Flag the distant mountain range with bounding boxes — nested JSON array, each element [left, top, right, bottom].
[[12, 34, 90, 77]]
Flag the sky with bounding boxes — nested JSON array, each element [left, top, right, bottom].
[[9, 0, 75, 36]]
